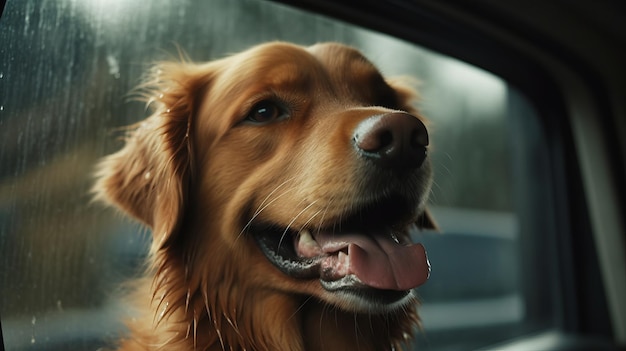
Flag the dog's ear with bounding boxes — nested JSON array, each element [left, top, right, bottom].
[[94, 62, 212, 249]]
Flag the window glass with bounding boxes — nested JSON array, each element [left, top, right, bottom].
[[0, 0, 556, 350]]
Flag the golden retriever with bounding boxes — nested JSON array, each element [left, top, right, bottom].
[[94, 42, 435, 351]]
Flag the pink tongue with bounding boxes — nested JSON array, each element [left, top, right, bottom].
[[316, 232, 430, 291]]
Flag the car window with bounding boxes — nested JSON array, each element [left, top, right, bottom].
[[0, 0, 556, 350]]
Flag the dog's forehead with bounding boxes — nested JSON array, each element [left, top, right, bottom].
[[233, 42, 384, 87], [306, 43, 383, 80], [204, 43, 388, 110], [214, 43, 321, 93]]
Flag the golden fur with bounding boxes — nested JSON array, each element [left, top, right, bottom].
[[94, 42, 435, 351]]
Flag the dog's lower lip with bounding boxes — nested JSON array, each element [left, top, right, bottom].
[[320, 275, 411, 303]]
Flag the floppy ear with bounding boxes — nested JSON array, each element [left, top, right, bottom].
[[94, 62, 210, 249]]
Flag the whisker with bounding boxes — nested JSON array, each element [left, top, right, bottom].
[[428, 186, 438, 203], [354, 312, 361, 350], [287, 295, 314, 322], [252, 177, 296, 218], [428, 180, 443, 204], [300, 208, 323, 232], [236, 178, 297, 241], [436, 154, 453, 176], [278, 200, 319, 251], [319, 303, 330, 350], [316, 195, 336, 237]]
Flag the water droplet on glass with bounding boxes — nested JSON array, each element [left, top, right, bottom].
[[106, 54, 121, 79], [30, 316, 37, 343]]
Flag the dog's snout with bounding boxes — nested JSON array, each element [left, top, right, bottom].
[[353, 112, 429, 169]]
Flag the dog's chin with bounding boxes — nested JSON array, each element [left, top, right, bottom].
[[250, 194, 430, 314]]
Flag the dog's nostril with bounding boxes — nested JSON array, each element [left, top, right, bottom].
[[378, 130, 394, 150], [411, 128, 429, 148], [353, 112, 428, 169], [357, 129, 394, 153]]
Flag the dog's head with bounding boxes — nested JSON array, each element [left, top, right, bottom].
[[95, 42, 435, 317]]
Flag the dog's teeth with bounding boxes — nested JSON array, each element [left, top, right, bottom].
[[299, 229, 317, 246], [296, 229, 322, 257], [338, 251, 349, 268], [336, 251, 350, 276]]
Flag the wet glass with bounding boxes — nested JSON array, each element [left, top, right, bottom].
[[0, 0, 554, 350]]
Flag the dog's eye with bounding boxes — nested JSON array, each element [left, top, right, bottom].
[[245, 101, 287, 124]]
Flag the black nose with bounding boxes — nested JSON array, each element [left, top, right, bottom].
[[353, 112, 429, 169]]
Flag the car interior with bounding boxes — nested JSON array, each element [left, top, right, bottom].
[[0, 0, 624, 350]]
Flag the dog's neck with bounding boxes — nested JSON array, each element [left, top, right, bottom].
[[118, 239, 419, 351], [122, 283, 417, 351], [300, 299, 418, 351]]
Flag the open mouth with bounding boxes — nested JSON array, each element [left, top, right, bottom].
[[251, 195, 430, 309]]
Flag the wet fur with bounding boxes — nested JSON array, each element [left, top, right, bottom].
[[94, 42, 433, 351]]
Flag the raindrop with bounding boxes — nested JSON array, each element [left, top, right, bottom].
[[106, 54, 121, 79], [31, 316, 37, 344]]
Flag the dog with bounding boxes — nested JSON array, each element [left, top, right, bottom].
[[94, 42, 435, 351]]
